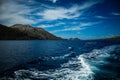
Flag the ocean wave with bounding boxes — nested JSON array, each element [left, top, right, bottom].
[[13, 55, 94, 80], [83, 45, 117, 64], [12, 51, 95, 80], [1, 45, 120, 80]]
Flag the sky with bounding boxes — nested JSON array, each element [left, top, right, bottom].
[[0, 0, 120, 39]]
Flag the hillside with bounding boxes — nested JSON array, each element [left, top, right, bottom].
[[102, 36, 120, 40], [0, 24, 62, 40], [0, 24, 32, 40], [94, 36, 120, 41]]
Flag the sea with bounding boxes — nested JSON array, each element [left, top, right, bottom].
[[0, 40, 120, 80]]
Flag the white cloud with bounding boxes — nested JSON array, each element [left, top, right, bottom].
[[37, 22, 65, 28], [111, 12, 120, 16], [37, 6, 81, 21], [38, 22, 98, 28], [37, 0, 103, 21], [0, 0, 36, 26], [0, 0, 103, 27], [50, 0, 57, 3], [51, 25, 85, 33], [79, 22, 101, 27], [80, 22, 93, 27], [64, 27, 84, 31], [37, 24, 53, 28], [51, 21, 101, 33], [51, 26, 84, 33], [95, 16, 107, 19], [78, 0, 103, 10]]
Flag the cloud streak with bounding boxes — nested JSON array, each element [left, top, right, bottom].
[[51, 27, 84, 33], [37, 6, 81, 21], [50, 0, 58, 3], [51, 22, 101, 33], [0, 0, 103, 28], [111, 12, 120, 16], [37, 22, 65, 28], [0, 0, 36, 26], [80, 22, 96, 27], [37, 0, 103, 21], [95, 16, 107, 19]]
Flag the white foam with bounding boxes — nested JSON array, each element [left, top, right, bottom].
[[78, 55, 94, 79], [51, 53, 70, 60], [84, 45, 117, 64], [4, 45, 120, 80], [14, 54, 94, 80]]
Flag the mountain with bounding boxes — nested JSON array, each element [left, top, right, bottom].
[[0, 24, 32, 40], [0, 24, 62, 40]]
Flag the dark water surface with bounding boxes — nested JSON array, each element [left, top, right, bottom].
[[0, 40, 120, 80]]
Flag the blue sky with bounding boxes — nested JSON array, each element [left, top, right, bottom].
[[0, 0, 120, 39]]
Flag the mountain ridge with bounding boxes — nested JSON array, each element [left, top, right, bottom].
[[0, 24, 62, 40]]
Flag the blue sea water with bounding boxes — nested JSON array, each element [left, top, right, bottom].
[[0, 40, 120, 80]]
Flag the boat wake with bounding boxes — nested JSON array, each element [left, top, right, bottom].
[[1, 45, 120, 80]]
